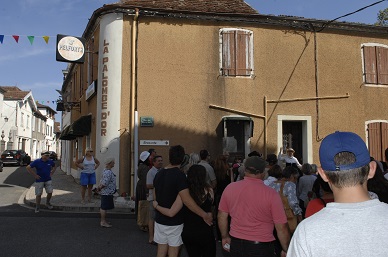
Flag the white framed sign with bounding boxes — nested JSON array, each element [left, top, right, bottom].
[[140, 140, 169, 146]]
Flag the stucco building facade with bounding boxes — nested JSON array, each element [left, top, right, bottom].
[[58, 0, 388, 195]]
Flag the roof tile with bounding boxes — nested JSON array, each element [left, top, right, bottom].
[[118, 0, 257, 14]]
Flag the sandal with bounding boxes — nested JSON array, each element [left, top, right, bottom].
[[100, 222, 112, 228], [148, 241, 157, 245]]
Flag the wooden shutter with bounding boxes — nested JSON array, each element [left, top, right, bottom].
[[368, 122, 381, 161], [222, 31, 236, 76], [377, 47, 388, 85], [363, 46, 377, 84], [382, 123, 388, 161], [236, 31, 251, 76]]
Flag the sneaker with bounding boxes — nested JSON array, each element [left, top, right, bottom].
[[35, 206, 40, 213], [46, 202, 53, 210]]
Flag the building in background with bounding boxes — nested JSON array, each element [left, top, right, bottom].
[[57, 0, 388, 196], [0, 86, 57, 160]]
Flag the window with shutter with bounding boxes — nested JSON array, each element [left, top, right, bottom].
[[362, 44, 388, 86], [220, 28, 253, 77]]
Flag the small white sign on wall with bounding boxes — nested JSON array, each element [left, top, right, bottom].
[[140, 140, 169, 146]]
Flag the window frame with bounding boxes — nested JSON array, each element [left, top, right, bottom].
[[362, 43, 388, 87], [219, 28, 254, 78]]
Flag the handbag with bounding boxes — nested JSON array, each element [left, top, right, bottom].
[[137, 200, 149, 227], [277, 181, 298, 233]]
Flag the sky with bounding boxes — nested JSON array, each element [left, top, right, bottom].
[[0, 0, 386, 123]]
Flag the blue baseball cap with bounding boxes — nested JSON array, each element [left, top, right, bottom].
[[319, 131, 370, 171]]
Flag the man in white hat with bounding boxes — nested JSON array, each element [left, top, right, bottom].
[[278, 147, 302, 169]]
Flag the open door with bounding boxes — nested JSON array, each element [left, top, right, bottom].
[[222, 115, 253, 159]]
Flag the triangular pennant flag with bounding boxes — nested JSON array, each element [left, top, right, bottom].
[[41, 101, 44, 104], [47, 101, 49, 104], [52, 101, 55, 104], [0, 35, 4, 44], [27, 36, 35, 45], [12, 35, 19, 43], [43, 36, 49, 44], [36, 101, 38, 103]]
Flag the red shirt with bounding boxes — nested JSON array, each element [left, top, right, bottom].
[[305, 198, 334, 218], [219, 177, 287, 242]]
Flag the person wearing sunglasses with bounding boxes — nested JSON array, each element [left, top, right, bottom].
[[75, 147, 100, 204]]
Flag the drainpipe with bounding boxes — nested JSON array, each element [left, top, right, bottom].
[[130, 9, 139, 197]]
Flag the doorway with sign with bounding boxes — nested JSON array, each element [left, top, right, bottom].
[[282, 121, 303, 164]]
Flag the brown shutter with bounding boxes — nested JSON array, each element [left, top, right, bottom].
[[222, 31, 236, 76], [236, 31, 250, 76], [368, 122, 382, 161], [381, 123, 388, 161], [363, 46, 377, 84], [377, 47, 388, 85]]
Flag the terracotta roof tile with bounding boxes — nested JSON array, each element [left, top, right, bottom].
[[0, 86, 29, 100], [118, 0, 257, 14]]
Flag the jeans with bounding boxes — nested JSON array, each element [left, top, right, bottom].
[[230, 237, 275, 257]]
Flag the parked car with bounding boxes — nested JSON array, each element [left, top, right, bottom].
[[0, 160, 3, 172], [48, 151, 58, 161], [0, 150, 27, 166]]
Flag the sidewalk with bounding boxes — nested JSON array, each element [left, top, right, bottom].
[[24, 166, 135, 213]]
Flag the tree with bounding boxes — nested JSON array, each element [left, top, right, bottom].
[[376, 8, 388, 26]]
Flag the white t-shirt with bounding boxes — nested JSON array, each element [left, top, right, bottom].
[[146, 166, 159, 201], [288, 199, 388, 257], [199, 160, 216, 185]]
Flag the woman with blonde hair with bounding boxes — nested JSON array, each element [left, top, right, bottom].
[[74, 147, 100, 204]]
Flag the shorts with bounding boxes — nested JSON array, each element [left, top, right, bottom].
[[154, 222, 183, 247], [80, 172, 96, 186], [149, 201, 155, 220], [100, 195, 114, 210], [35, 180, 53, 196]]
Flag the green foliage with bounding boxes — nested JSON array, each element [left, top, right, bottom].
[[376, 8, 388, 26]]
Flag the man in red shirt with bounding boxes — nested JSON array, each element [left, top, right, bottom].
[[218, 156, 290, 257]]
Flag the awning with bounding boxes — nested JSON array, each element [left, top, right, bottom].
[[222, 115, 252, 121], [59, 115, 91, 140], [222, 115, 254, 138]]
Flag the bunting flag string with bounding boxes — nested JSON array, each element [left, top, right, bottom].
[[0, 34, 53, 45], [35, 100, 58, 105]]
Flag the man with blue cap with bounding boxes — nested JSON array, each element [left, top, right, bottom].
[[288, 131, 388, 256]]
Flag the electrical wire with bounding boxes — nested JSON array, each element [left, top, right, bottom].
[[316, 0, 387, 32]]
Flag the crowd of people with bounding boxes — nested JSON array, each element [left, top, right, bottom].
[[25, 130, 388, 257], [134, 131, 388, 257]]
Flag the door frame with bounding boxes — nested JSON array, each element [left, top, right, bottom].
[[277, 115, 312, 164]]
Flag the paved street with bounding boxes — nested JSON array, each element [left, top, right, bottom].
[[0, 164, 229, 257]]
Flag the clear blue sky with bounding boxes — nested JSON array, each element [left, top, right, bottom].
[[0, 0, 386, 122]]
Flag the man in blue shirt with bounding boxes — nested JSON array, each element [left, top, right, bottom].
[[27, 151, 56, 213]]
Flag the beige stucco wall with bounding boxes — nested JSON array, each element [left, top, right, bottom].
[[66, 11, 388, 194], [129, 17, 388, 165]]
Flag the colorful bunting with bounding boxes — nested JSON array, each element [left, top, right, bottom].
[[27, 36, 35, 45], [12, 35, 19, 43], [34, 100, 60, 106], [0, 34, 52, 45], [43, 36, 49, 44]]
